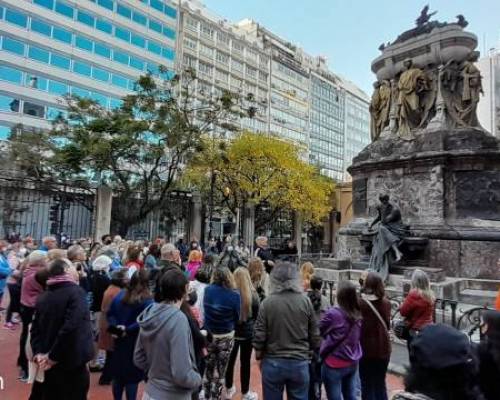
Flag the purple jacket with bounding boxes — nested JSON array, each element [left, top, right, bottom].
[[319, 306, 362, 362]]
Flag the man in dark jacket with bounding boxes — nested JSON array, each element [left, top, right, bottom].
[[253, 261, 320, 400], [31, 258, 94, 400], [153, 243, 184, 301]]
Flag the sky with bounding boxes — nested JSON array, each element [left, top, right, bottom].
[[202, 0, 500, 95]]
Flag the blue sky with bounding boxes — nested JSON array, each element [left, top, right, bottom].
[[203, 0, 500, 94]]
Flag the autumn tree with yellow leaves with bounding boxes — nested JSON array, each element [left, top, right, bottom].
[[184, 131, 335, 231]]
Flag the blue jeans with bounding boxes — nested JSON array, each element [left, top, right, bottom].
[[112, 381, 138, 400], [321, 362, 358, 400], [262, 358, 309, 400]]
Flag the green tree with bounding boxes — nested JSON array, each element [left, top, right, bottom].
[[7, 69, 252, 235]]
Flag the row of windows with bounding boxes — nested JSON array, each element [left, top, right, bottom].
[[0, 35, 137, 91], [271, 108, 307, 130], [184, 15, 269, 68], [273, 61, 306, 85], [87, 0, 176, 39], [0, 93, 68, 121], [0, 7, 171, 77], [0, 64, 122, 109], [30, 0, 175, 61], [270, 123, 306, 144], [271, 79, 308, 103]]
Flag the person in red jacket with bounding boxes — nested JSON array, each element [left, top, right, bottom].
[[400, 269, 435, 351]]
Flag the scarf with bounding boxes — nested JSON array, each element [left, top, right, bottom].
[[46, 272, 78, 286]]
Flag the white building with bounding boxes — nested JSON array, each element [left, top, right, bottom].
[[478, 48, 500, 137]]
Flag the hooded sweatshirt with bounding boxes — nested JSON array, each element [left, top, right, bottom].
[[134, 303, 202, 400]]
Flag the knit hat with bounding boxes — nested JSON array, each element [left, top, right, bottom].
[[92, 255, 112, 272], [410, 323, 472, 369]]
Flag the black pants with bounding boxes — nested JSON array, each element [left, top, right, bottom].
[[6, 283, 21, 322], [225, 338, 253, 394], [18, 305, 35, 374], [42, 364, 90, 400], [359, 358, 389, 400]]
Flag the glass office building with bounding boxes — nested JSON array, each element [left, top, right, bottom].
[[0, 0, 177, 139]]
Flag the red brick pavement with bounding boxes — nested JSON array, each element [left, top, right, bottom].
[[0, 309, 403, 399]]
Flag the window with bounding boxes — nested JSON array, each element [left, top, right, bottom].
[[129, 57, 144, 71], [113, 51, 129, 65], [23, 102, 45, 118], [162, 26, 175, 40], [149, 19, 162, 34], [30, 19, 51, 36], [163, 5, 177, 19], [161, 47, 175, 60], [91, 92, 108, 106], [215, 69, 228, 83], [131, 34, 145, 48], [185, 16, 198, 31], [96, 19, 112, 34], [247, 49, 258, 62], [200, 24, 214, 39], [117, 4, 132, 19], [33, 0, 54, 10], [47, 107, 67, 121], [5, 8, 28, 28], [259, 71, 268, 82], [0, 94, 19, 112], [28, 46, 49, 63], [132, 12, 146, 26], [48, 80, 68, 95], [217, 32, 230, 46], [97, 0, 113, 11], [115, 27, 131, 42], [75, 36, 93, 51], [216, 51, 229, 65], [198, 62, 213, 77], [52, 27, 72, 44], [110, 98, 122, 109], [94, 43, 110, 58], [111, 74, 128, 88], [0, 125, 10, 140], [2, 37, 25, 55], [77, 11, 95, 27], [147, 41, 161, 55], [50, 53, 70, 70], [150, 0, 163, 12], [92, 67, 109, 82], [55, 1, 74, 18], [0, 65, 23, 84], [231, 59, 244, 72], [182, 54, 196, 68], [27, 75, 48, 90], [199, 44, 214, 58], [232, 41, 244, 53], [71, 87, 90, 97], [73, 61, 91, 76]]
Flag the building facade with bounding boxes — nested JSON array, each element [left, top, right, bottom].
[[478, 48, 500, 138], [0, 0, 177, 139]]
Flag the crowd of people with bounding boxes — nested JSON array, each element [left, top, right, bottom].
[[0, 233, 499, 400]]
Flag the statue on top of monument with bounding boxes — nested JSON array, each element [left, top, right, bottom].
[[458, 51, 483, 126], [368, 194, 409, 282], [416, 5, 437, 26], [369, 80, 391, 141], [396, 59, 430, 139]]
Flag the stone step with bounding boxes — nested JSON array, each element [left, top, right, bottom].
[[458, 288, 498, 307]]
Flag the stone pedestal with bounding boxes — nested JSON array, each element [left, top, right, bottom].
[[340, 128, 500, 280], [94, 186, 112, 242], [189, 192, 202, 241]]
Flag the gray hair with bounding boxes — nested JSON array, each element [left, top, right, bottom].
[[27, 250, 47, 266], [411, 269, 435, 302], [269, 261, 302, 294], [67, 244, 84, 260], [161, 243, 177, 259]]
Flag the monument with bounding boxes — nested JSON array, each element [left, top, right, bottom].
[[338, 7, 500, 283]]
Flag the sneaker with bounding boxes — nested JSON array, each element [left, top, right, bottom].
[[3, 322, 16, 330], [18, 371, 28, 383], [242, 391, 258, 400], [225, 386, 236, 399]]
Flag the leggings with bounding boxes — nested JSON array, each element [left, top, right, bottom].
[[203, 335, 234, 400], [225, 338, 253, 394], [6, 283, 21, 322], [18, 305, 35, 374], [112, 381, 138, 400]]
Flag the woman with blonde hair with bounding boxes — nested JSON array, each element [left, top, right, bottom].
[[203, 267, 240, 399], [400, 269, 435, 350], [300, 262, 315, 291], [248, 257, 269, 300], [224, 267, 260, 400], [186, 249, 203, 281]]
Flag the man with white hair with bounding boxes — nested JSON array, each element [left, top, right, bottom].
[[67, 244, 91, 292], [40, 236, 58, 252], [153, 243, 183, 301]]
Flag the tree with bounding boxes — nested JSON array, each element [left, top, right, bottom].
[[184, 131, 335, 232], [6, 68, 252, 236]]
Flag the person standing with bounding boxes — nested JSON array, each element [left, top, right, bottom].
[[135, 268, 202, 400], [39, 236, 58, 252], [4, 242, 23, 329], [359, 272, 391, 400], [320, 281, 362, 400], [0, 240, 12, 310], [254, 236, 274, 274], [300, 262, 315, 291], [186, 250, 203, 281], [107, 269, 153, 400], [253, 261, 320, 400], [399, 269, 435, 351], [476, 310, 500, 400], [224, 267, 259, 400], [203, 267, 240, 400], [30, 258, 94, 400]]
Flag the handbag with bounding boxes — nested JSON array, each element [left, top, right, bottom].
[[393, 318, 410, 340], [362, 298, 394, 341]]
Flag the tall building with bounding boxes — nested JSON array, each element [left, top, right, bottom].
[[478, 48, 500, 137], [0, 0, 177, 139]]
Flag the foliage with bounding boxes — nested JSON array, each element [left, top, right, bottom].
[[7, 68, 250, 235], [184, 131, 335, 228]]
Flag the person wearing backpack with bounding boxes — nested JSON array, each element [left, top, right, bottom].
[[359, 272, 392, 400]]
